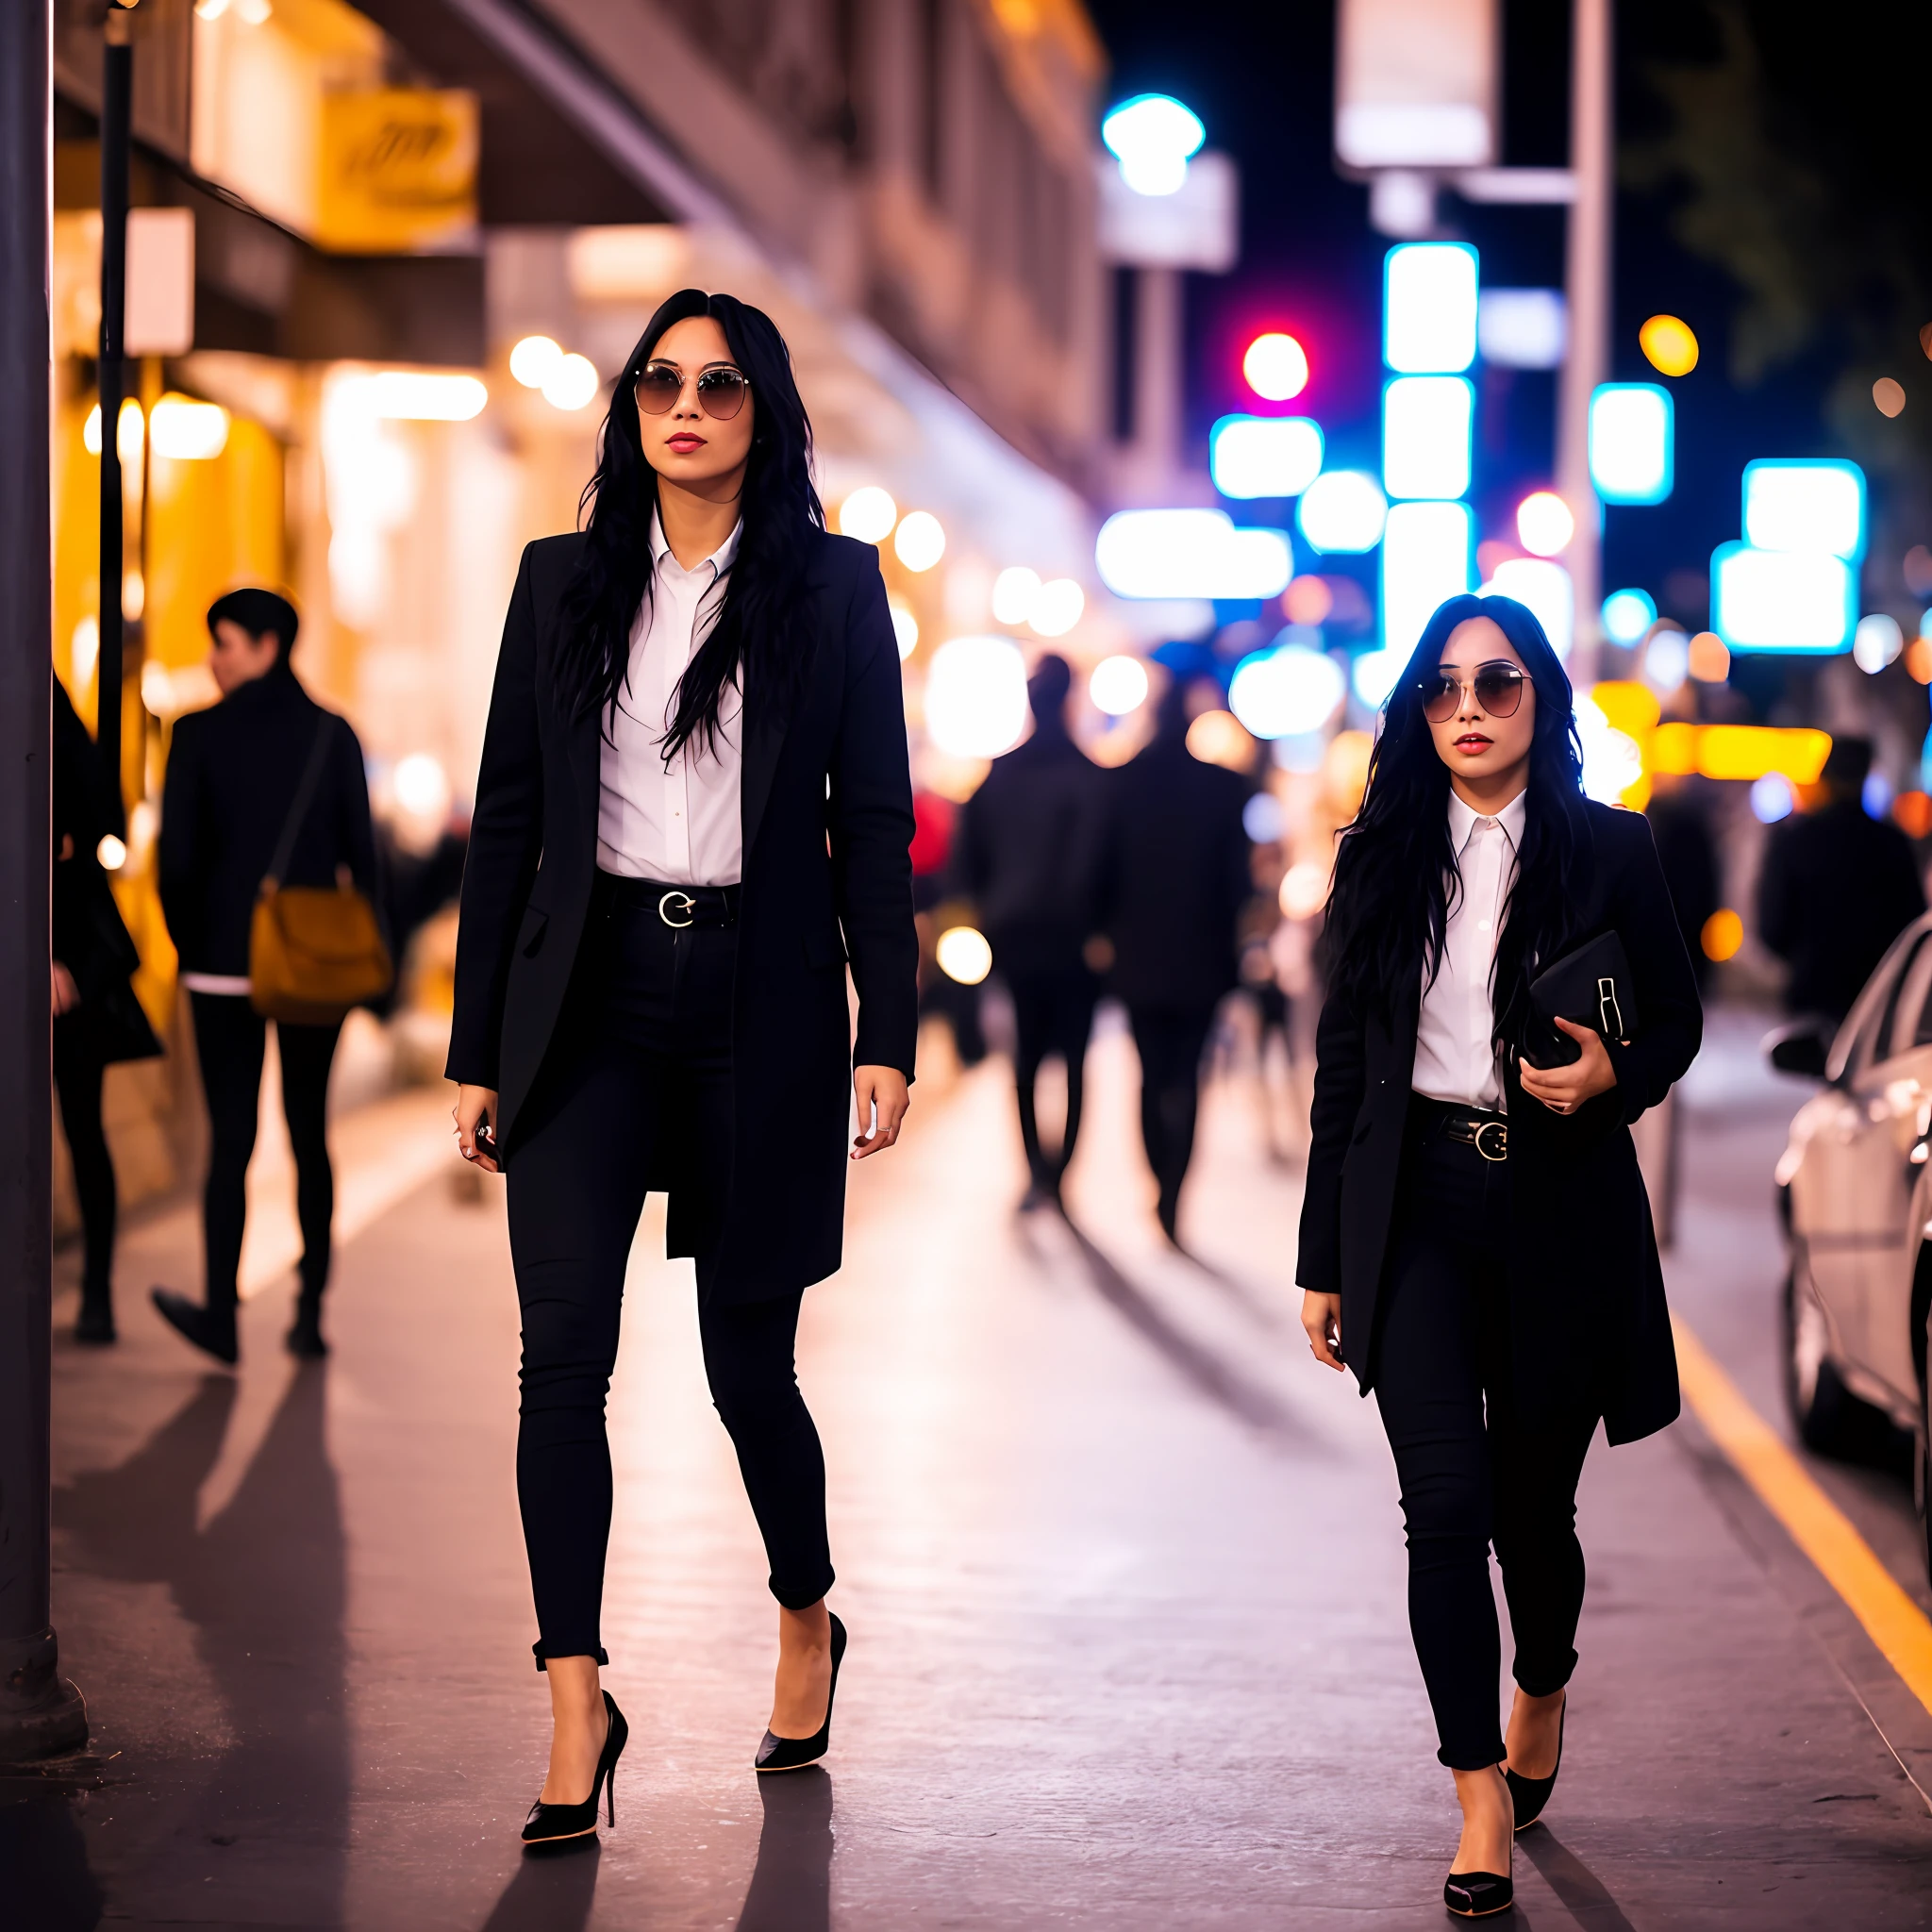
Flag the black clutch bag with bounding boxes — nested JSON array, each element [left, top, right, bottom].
[[1526, 932, 1637, 1067]]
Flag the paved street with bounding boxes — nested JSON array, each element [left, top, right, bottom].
[[9, 1007, 1932, 1929]]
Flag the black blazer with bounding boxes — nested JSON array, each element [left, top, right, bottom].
[[1098, 732, 1252, 1009], [951, 724, 1107, 976], [447, 528, 919, 1302], [158, 666, 378, 978], [1296, 799, 1702, 1444]]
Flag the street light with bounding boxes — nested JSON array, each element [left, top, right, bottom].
[[1101, 93, 1205, 197]]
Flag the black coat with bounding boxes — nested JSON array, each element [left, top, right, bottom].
[[951, 723, 1106, 976], [1099, 732, 1252, 1009], [1758, 798, 1925, 1021], [446, 528, 919, 1301], [1296, 799, 1702, 1444], [158, 665, 378, 978]]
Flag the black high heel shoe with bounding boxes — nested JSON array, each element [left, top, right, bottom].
[[1443, 1869, 1513, 1917], [522, 1690, 627, 1845], [1505, 1696, 1565, 1832], [755, 1613, 846, 1773]]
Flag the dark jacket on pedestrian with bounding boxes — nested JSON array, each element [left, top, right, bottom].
[[1098, 709, 1251, 1009], [446, 528, 919, 1300], [952, 716, 1106, 976], [1645, 783, 1721, 994], [158, 663, 378, 978], [1297, 801, 1702, 1445], [1758, 797, 1925, 1020]]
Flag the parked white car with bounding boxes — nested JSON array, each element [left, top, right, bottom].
[[1769, 912, 1932, 1583]]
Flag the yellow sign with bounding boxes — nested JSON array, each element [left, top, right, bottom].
[[317, 90, 478, 255]]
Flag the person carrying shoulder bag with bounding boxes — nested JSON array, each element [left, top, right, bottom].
[[153, 588, 386, 1364]]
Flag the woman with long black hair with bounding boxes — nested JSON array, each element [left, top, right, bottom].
[[1297, 594, 1700, 1915], [449, 291, 918, 1843]]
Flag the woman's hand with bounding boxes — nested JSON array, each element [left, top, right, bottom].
[[852, 1065, 909, 1158], [1301, 1291, 1344, 1372], [51, 960, 80, 1016], [455, 1084, 502, 1173], [1519, 1017, 1619, 1116]]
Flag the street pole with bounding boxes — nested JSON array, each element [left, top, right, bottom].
[[1557, 0, 1611, 681], [0, 0, 88, 1769], [96, 6, 131, 828]]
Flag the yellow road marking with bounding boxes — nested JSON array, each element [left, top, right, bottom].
[[1673, 1314, 1932, 1719]]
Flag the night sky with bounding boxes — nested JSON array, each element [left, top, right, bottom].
[[1084, 0, 1932, 681]]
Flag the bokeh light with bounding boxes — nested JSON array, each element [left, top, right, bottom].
[[991, 567, 1041, 625], [936, 925, 993, 986], [392, 752, 450, 821], [1639, 314, 1699, 377], [1210, 415, 1323, 497], [1383, 243, 1478, 375], [924, 634, 1029, 758], [95, 834, 127, 872], [1589, 383, 1673, 503], [889, 604, 918, 658], [893, 509, 946, 572], [1278, 860, 1330, 920], [1908, 638, 1932, 684], [1242, 332, 1309, 402], [509, 335, 563, 388], [838, 487, 898, 543], [1101, 93, 1205, 196], [1601, 588, 1657, 646], [149, 395, 229, 460], [1688, 631, 1731, 682], [1090, 655, 1150, 716], [540, 354, 599, 412], [1874, 378, 1907, 419], [1516, 491, 1574, 558], [1751, 774, 1794, 824], [1030, 579, 1084, 637], [1296, 471, 1387, 553], [1185, 708, 1254, 771], [1642, 625, 1690, 691], [1284, 575, 1333, 625], [1853, 613, 1904, 674], [1228, 643, 1344, 740], [1242, 791, 1285, 843], [1701, 908, 1744, 961]]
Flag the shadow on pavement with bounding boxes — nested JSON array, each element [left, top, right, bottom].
[[735, 1769, 834, 1932], [1054, 1217, 1324, 1451], [0, 1792, 106, 1930], [480, 1834, 603, 1930], [1520, 1824, 1638, 1930], [56, 1365, 349, 1919]]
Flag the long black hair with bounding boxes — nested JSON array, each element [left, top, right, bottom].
[[550, 289, 824, 758], [1323, 593, 1593, 1053]]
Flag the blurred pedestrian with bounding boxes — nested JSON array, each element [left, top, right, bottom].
[[1758, 736, 1924, 1020], [152, 588, 379, 1365], [1644, 773, 1721, 996], [449, 291, 917, 1844], [1099, 678, 1250, 1243], [53, 675, 159, 1343], [1299, 595, 1701, 1917], [953, 654, 1106, 1208]]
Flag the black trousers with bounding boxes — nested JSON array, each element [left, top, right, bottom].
[[506, 888, 833, 1667], [1372, 1107, 1598, 1770], [1126, 1002, 1219, 1233], [53, 1021, 115, 1301], [1008, 966, 1099, 1191], [191, 992, 341, 1312]]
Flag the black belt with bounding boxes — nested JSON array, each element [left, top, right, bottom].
[[1411, 1094, 1508, 1161], [596, 871, 741, 928]]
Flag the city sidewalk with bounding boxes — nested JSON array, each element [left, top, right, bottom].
[[11, 1013, 1932, 1928]]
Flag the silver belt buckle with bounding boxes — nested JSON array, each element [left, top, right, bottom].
[[658, 890, 696, 929], [1474, 1120, 1508, 1162]]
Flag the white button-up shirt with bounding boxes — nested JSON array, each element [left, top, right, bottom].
[[596, 513, 744, 887], [1411, 788, 1526, 1113]]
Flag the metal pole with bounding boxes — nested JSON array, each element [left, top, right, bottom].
[[1556, 0, 1611, 680], [0, 0, 87, 1768], [96, 9, 130, 830]]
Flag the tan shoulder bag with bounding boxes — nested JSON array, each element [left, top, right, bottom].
[[249, 718, 393, 1024]]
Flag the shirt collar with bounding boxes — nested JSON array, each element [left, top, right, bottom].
[[1447, 785, 1527, 855], [650, 508, 742, 582]]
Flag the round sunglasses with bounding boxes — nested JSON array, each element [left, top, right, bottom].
[[633, 360, 751, 421], [1419, 660, 1526, 724]]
